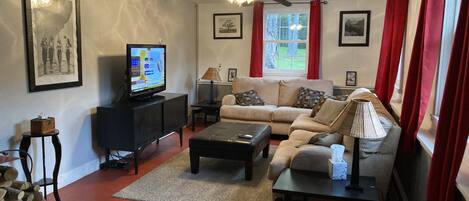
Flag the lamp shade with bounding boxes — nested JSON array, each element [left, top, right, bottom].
[[337, 99, 386, 139], [201, 67, 222, 81]]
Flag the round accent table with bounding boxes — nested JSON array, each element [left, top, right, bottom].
[[19, 130, 61, 201]]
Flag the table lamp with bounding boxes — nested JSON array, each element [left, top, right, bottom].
[[201, 67, 221, 104], [336, 99, 386, 191]]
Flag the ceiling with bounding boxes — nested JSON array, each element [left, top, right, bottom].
[[190, 0, 306, 4]]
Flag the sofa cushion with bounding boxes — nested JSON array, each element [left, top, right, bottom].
[[234, 90, 264, 106], [232, 77, 280, 105], [290, 114, 332, 134], [313, 99, 348, 126], [278, 79, 333, 106], [293, 87, 325, 109], [220, 105, 276, 122], [311, 95, 349, 117], [272, 107, 312, 123]]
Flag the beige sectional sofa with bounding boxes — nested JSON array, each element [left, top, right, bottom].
[[220, 77, 333, 135], [268, 89, 401, 197]]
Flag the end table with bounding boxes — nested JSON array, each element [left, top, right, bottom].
[[273, 169, 379, 201], [190, 100, 222, 131], [19, 130, 61, 201]]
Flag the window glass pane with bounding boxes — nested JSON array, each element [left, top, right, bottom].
[[265, 13, 308, 41], [264, 42, 307, 70]]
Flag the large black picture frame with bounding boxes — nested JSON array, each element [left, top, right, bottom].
[[213, 13, 243, 39], [23, 0, 83, 92], [339, 10, 371, 47]]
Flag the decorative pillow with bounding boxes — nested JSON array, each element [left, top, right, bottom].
[[293, 87, 325, 109], [310, 95, 348, 117], [307, 132, 343, 147], [312, 99, 348, 126], [234, 90, 265, 106]]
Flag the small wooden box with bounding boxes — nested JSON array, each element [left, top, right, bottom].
[[31, 117, 55, 134]]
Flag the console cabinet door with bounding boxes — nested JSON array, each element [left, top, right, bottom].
[[133, 104, 163, 147], [163, 95, 187, 135]]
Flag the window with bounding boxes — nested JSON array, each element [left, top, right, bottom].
[[435, 0, 461, 115], [263, 8, 309, 76]]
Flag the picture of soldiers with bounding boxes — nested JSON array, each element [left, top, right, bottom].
[[48, 37, 55, 72], [65, 36, 72, 72], [40, 37, 48, 75]]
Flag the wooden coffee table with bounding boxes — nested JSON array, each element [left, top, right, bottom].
[[273, 169, 379, 201], [189, 122, 271, 180]]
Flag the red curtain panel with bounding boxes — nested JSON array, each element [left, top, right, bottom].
[[400, 0, 445, 152], [374, 0, 409, 105], [427, 0, 469, 200], [249, 2, 264, 77], [307, 0, 321, 79]]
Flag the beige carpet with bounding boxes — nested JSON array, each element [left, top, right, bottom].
[[114, 146, 277, 201]]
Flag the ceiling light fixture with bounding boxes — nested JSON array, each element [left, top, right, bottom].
[[227, 0, 255, 6]]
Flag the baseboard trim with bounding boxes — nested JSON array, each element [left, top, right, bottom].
[[392, 168, 409, 201], [57, 158, 101, 189]]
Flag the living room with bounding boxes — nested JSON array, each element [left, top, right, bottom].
[[0, 0, 467, 201]]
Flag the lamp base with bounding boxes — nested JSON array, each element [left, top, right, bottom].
[[345, 184, 364, 192]]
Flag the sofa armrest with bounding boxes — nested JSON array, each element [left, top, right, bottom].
[[290, 145, 332, 173], [222, 94, 236, 106]]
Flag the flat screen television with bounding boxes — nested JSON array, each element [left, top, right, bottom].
[[127, 44, 166, 99]]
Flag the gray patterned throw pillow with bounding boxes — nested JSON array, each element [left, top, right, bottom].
[[234, 90, 265, 106], [293, 87, 325, 109]]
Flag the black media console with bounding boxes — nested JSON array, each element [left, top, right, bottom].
[[97, 93, 188, 174]]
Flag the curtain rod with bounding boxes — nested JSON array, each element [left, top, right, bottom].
[[263, 1, 328, 5]]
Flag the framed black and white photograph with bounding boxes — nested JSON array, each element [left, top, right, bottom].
[[227, 68, 237, 82], [339, 11, 371, 47], [346, 71, 357, 86], [213, 13, 243, 39], [24, 0, 82, 92]]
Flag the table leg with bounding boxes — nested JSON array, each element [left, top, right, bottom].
[[263, 145, 269, 158], [190, 150, 199, 174], [192, 112, 196, 131], [41, 137, 47, 200], [179, 128, 183, 147], [245, 160, 253, 180], [19, 137, 32, 183], [51, 135, 62, 201], [134, 150, 139, 175]]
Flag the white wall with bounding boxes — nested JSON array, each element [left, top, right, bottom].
[[197, 0, 386, 87], [0, 0, 196, 190], [198, 2, 253, 83]]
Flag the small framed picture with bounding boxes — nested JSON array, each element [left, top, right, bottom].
[[346, 71, 357, 86], [227, 68, 237, 82], [213, 13, 243, 39], [339, 10, 371, 47]]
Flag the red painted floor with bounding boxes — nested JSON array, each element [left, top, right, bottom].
[[48, 124, 282, 201]]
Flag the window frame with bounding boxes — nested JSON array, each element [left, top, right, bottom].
[[262, 5, 310, 77]]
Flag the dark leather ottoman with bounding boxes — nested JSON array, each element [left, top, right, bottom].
[[189, 122, 271, 180]]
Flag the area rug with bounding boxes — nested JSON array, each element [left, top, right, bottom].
[[114, 146, 277, 201]]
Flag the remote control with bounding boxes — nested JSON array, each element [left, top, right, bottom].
[[238, 134, 253, 139]]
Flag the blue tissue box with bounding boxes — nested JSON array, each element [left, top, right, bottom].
[[328, 159, 347, 180]]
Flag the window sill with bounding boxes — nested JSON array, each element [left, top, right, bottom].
[[416, 130, 469, 200]]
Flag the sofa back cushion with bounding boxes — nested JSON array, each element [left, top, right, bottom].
[[278, 79, 333, 106], [232, 77, 280, 105]]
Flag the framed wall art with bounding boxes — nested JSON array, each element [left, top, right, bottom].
[[213, 13, 243, 39], [339, 10, 371, 47], [346, 71, 357, 86], [227, 68, 237, 82], [24, 0, 82, 92]]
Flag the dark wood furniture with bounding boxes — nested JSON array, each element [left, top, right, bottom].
[[190, 100, 221, 131], [19, 130, 61, 201], [273, 169, 379, 201], [189, 122, 271, 180], [97, 93, 188, 174]]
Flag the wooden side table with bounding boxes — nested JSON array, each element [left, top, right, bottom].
[[19, 130, 61, 201], [273, 169, 379, 201], [190, 101, 222, 131]]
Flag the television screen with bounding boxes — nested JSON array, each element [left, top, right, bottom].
[[127, 44, 166, 97]]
